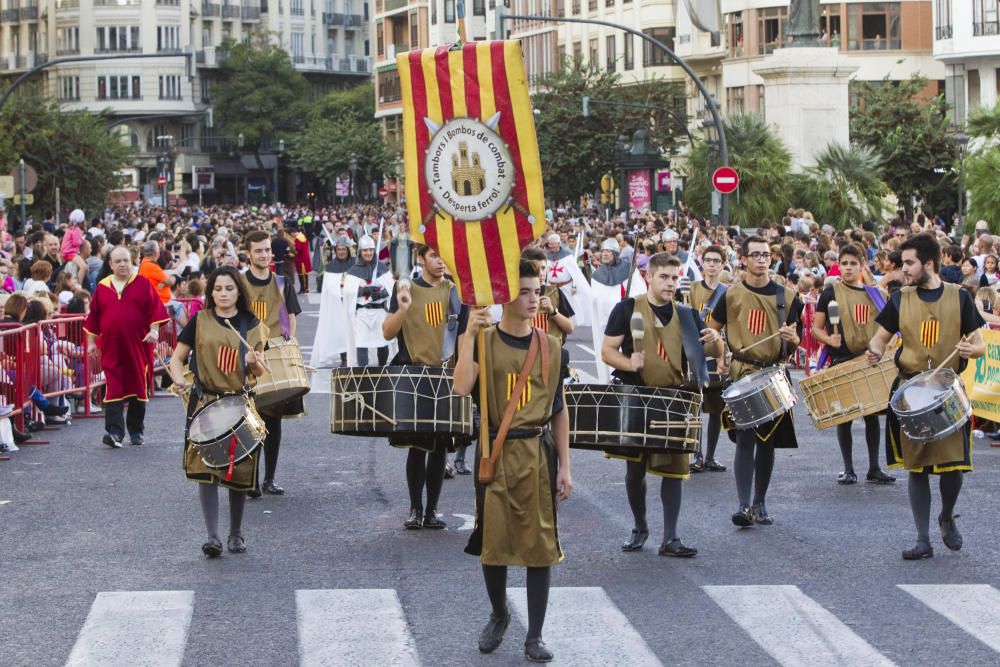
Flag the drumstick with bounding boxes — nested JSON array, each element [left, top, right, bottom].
[[933, 335, 967, 373], [225, 320, 273, 373], [152, 346, 186, 399], [740, 330, 783, 353], [828, 300, 840, 328]]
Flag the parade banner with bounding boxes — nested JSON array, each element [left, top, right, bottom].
[[398, 41, 546, 305], [961, 327, 1000, 422], [628, 170, 651, 210]]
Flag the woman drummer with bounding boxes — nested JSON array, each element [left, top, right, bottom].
[[169, 266, 268, 558]]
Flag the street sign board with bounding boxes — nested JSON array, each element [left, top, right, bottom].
[[11, 194, 34, 205], [192, 165, 215, 190], [378, 187, 388, 197], [656, 169, 671, 191], [157, 176, 168, 186], [11, 164, 38, 193], [712, 166, 739, 194]]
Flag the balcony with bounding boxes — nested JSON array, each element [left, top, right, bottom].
[[22, 5, 39, 20], [57, 48, 81, 56], [323, 11, 342, 24], [294, 54, 373, 74], [158, 47, 183, 54], [242, 4, 260, 19], [56, 0, 79, 7], [1, 9, 19, 21], [974, 21, 1000, 37], [202, 1, 221, 16], [344, 13, 363, 28], [384, 0, 406, 12], [195, 46, 229, 67], [95, 47, 143, 54], [94, 0, 142, 5], [222, 3, 240, 18], [935, 25, 952, 40]]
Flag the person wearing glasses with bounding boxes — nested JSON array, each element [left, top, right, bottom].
[[709, 235, 803, 527]]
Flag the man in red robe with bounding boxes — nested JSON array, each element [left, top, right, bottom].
[[84, 247, 169, 448], [293, 230, 312, 294]]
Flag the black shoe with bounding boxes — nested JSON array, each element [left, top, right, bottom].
[[12, 428, 30, 443], [902, 542, 934, 560], [621, 528, 649, 552], [939, 513, 963, 551], [689, 453, 705, 473], [731, 505, 754, 527], [227, 534, 247, 553], [478, 610, 510, 653], [454, 459, 472, 475], [25, 419, 43, 432], [866, 470, 896, 484], [658, 539, 698, 558], [751, 502, 774, 525], [42, 404, 69, 418], [524, 638, 554, 663], [444, 462, 456, 479], [201, 538, 223, 558], [704, 458, 727, 472], [102, 432, 122, 449], [247, 486, 262, 499], [262, 479, 285, 495], [129, 434, 144, 446], [837, 471, 858, 485], [404, 508, 423, 529], [423, 509, 447, 529]]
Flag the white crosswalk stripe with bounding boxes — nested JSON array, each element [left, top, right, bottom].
[[899, 584, 1000, 653], [65, 590, 194, 667], [704, 585, 895, 667], [296, 589, 421, 667], [508, 587, 662, 666]]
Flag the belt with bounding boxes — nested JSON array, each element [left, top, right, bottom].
[[357, 303, 386, 310], [488, 427, 543, 440], [730, 353, 779, 369]]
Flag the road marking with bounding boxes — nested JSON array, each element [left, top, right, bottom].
[[704, 585, 894, 667], [576, 345, 595, 355], [451, 513, 475, 531], [508, 587, 662, 666], [65, 591, 194, 667], [296, 589, 420, 666], [899, 584, 1000, 653], [309, 369, 332, 394]]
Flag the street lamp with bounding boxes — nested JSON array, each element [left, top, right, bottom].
[[615, 134, 629, 212], [954, 131, 970, 234], [702, 119, 724, 225], [395, 155, 404, 204], [156, 134, 174, 210], [349, 153, 358, 205]]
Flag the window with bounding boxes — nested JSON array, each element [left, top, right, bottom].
[[605, 0, 613, 6], [758, 84, 765, 117], [605, 34, 615, 71], [410, 10, 419, 46], [291, 32, 304, 61], [573, 41, 582, 62], [642, 27, 675, 66], [847, 3, 900, 50], [201, 77, 212, 103], [623, 33, 633, 70], [431, 0, 437, 24], [157, 25, 181, 52], [445, 0, 455, 22], [588, 0, 596, 12], [291, 0, 303, 14], [820, 11, 842, 47], [589, 38, 598, 68], [473, 0, 484, 16], [726, 86, 745, 115], [159, 74, 182, 100], [57, 27, 80, 54], [970, 69, 982, 109], [95, 25, 141, 53], [571, 0, 579, 13], [974, 0, 999, 36], [729, 12, 743, 57], [59, 76, 80, 101], [377, 20, 384, 56], [935, 0, 952, 39], [378, 67, 401, 103], [180, 123, 195, 147], [203, 26, 212, 48], [97, 75, 141, 100], [757, 7, 787, 55]]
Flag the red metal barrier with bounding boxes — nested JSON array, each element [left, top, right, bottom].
[[800, 300, 817, 375]]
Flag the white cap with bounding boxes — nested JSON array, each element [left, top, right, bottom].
[[358, 235, 375, 250], [664, 229, 679, 241], [69, 209, 85, 224], [601, 238, 618, 252]]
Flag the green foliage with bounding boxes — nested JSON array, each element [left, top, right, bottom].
[[849, 75, 958, 215], [0, 95, 132, 214], [790, 143, 890, 229], [215, 38, 310, 145], [530, 57, 687, 202], [964, 145, 1000, 230], [680, 114, 792, 227]]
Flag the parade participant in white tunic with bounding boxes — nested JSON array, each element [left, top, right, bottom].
[[310, 236, 357, 368], [545, 233, 591, 328], [344, 235, 394, 366], [590, 238, 646, 382]]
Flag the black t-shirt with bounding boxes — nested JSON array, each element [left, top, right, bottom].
[[711, 280, 804, 334], [472, 327, 571, 416], [552, 287, 575, 318], [244, 270, 302, 316], [604, 298, 707, 385], [875, 283, 983, 338], [177, 310, 260, 348], [816, 283, 871, 362], [272, 238, 291, 263]]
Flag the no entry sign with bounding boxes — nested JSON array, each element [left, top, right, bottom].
[[712, 166, 739, 194]]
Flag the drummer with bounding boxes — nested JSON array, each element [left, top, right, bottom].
[[169, 266, 268, 557], [242, 230, 303, 498], [602, 253, 722, 557], [866, 233, 985, 560], [686, 245, 728, 473], [708, 235, 803, 528], [522, 247, 575, 342], [381, 244, 464, 529], [812, 244, 895, 485]]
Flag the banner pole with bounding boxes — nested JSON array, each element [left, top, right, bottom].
[[478, 326, 489, 459]]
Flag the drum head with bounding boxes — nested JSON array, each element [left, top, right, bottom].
[[894, 369, 956, 413], [722, 367, 777, 400], [189, 396, 248, 443]]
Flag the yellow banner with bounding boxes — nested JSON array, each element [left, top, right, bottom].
[[961, 327, 1000, 422]]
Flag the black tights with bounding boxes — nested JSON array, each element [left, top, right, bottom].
[[836, 415, 882, 474], [483, 565, 550, 640], [908, 471, 963, 545], [198, 484, 246, 539], [624, 460, 683, 541], [406, 447, 446, 511], [261, 413, 282, 482], [702, 413, 722, 461], [734, 430, 775, 506], [356, 346, 389, 367]]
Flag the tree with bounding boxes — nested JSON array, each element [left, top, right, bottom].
[[790, 143, 890, 229], [680, 114, 792, 227], [849, 75, 958, 217], [214, 38, 310, 145], [0, 95, 132, 216], [530, 57, 687, 202], [963, 101, 1000, 231]]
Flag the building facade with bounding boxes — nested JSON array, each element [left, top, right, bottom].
[[0, 0, 372, 204], [933, 0, 1000, 126]]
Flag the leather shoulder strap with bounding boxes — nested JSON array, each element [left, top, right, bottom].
[[536, 328, 551, 384]]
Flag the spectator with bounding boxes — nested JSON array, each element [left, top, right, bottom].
[[22, 260, 52, 295], [138, 240, 188, 326], [60, 209, 86, 261]]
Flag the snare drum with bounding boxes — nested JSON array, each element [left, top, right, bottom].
[[254, 337, 311, 409], [565, 384, 702, 453], [799, 355, 896, 429], [721, 367, 796, 429], [330, 365, 474, 437], [186, 395, 266, 468], [889, 368, 972, 444]]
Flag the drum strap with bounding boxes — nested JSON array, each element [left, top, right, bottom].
[[274, 275, 292, 339], [478, 329, 543, 485], [699, 284, 727, 322], [775, 283, 787, 361], [678, 304, 709, 386], [441, 284, 462, 364]]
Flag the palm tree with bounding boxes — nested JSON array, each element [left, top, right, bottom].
[[680, 114, 792, 227], [791, 143, 890, 229]]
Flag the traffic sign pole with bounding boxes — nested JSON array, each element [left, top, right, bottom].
[[19, 159, 25, 229]]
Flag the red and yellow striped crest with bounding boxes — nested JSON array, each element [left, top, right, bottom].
[[252, 300, 267, 323], [853, 303, 871, 325], [746, 309, 767, 335], [657, 340, 669, 361], [531, 313, 549, 331], [424, 301, 445, 327], [920, 319, 940, 348], [399, 41, 545, 306], [506, 372, 531, 410], [217, 345, 239, 375]]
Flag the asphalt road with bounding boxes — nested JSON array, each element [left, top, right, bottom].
[[2, 289, 1000, 667]]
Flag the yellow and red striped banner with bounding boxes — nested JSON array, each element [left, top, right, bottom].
[[398, 41, 546, 306]]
